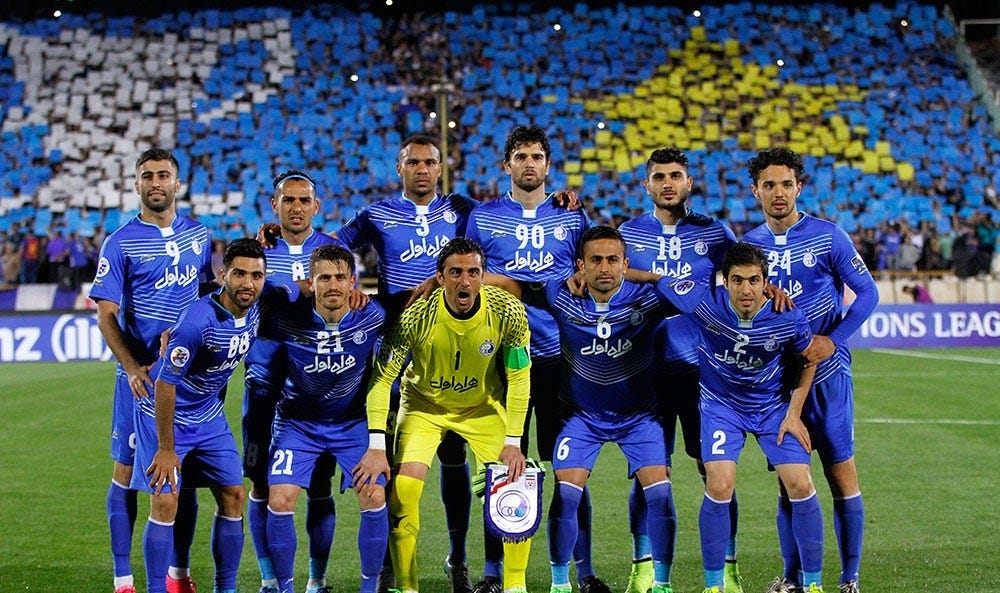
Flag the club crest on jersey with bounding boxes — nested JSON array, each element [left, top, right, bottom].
[[672, 279, 696, 295], [352, 330, 367, 345], [553, 225, 567, 241], [764, 336, 779, 352], [191, 239, 203, 255], [96, 257, 111, 278], [629, 310, 644, 326], [443, 210, 458, 224], [169, 346, 191, 367], [802, 251, 817, 268], [479, 339, 496, 356], [694, 240, 708, 255]]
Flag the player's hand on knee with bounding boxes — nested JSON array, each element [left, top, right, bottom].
[[147, 449, 181, 494], [778, 416, 812, 453], [352, 448, 390, 489]]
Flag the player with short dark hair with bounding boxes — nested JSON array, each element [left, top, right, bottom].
[[353, 237, 534, 593], [91, 148, 214, 593], [243, 169, 350, 593], [134, 238, 267, 593], [651, 241, 824, 593], [743, 148, 879, 593], [464, 124, 600, 593], [261, 244, 389, 593], [617, 148, 740, 593]]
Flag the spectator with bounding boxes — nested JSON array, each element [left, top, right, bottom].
[[19, 232, 41, 283], [2, 241, 21, 286], [894, 233, 921, 271], [901, 284, 934, 303], [918, 234, 948, 271]]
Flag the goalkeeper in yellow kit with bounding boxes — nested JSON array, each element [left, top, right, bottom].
[[352, 237, 533, 593]]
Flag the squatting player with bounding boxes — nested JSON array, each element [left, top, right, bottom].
[[262, 245, 388, 593], [743, 148, 878, 593], [352, 238, 534, 593], [617, 148, 739, 593], [91, 148, 214, 593], [493, 226, 681, 593], [134, 238, 267, 593], [243, 169, 348, 593]]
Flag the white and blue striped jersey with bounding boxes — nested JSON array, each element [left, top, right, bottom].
[[89, 215, 213, 367], [244, 230, 348, 390], [467, 193, 590, 359], [542, 277, 676, 421], [619, 211, 735, 373], [336, 193, 477, 301], [662, 280, 813, 415], [145, 289, 262, 426], [743, 214, 879, 383], [260, 292, 385, 422]]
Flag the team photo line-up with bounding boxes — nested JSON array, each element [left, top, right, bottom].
[[93, 125, 877, 593]]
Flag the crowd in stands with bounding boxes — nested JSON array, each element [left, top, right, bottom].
[[1, 1, 998, 293]]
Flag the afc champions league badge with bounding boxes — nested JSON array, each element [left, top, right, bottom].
[[483, 464, 544, 542]]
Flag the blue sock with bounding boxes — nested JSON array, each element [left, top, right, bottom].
[[550, 562, 571, 587], [171, 488, 198, 570], [440, 462, 471, 565], [359, 505, 389, 593], [306, 496, 336, 580], [699, 495, 730, 589], [644, 481, 676, 582], [143, 518, 173, 593], [107, 481, 137, 578], [483, 531, 503, 579], [777, 494, 801, 585], [834, 494, 864, 584], [548, 482, 583, 566], [574, 485, 595, 580], [211, 515, 244, 591], [267, 508, 297, 593], [248, 496, 274, 580], [628, 479, 650, 561], [727, 489, 739, 560], [791, 493, 824, 587]]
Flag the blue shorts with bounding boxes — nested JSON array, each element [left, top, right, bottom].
[[802, 371, 855, 465], [269, 415, 382, 492], [552, 411, 667, 477], [700, 400, 812, 467], [654, 369, 701, 464], [131, 411, 243, 494], [110, 371, 138, 465], [241, 378, 278, 484]]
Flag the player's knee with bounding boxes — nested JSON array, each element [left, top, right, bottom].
[[150, 491, 179, 522], [780, 471, 815, 499], [358, 485, 386, 509], [268, 488, 299, 513], [216, 485, 246, 517]]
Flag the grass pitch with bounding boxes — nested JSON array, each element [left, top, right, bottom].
[[0, 348, 997, 593]]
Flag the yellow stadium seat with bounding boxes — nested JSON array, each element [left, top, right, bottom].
[[691, 26, 706, 41], [844, 141, 864, 159], [595, 130, 612, 145], [875, 141, 891, 156], [542, 95, 557, 104], [564, 161, 581, 174], [897, 162, 915, 181], [860, 152, 879, 174], [879, 156, 895, 172], [724, 39, 739, 56], [567, 173, 584, 188], [755, 132, 770, 148], [582, 161, 599, 173]]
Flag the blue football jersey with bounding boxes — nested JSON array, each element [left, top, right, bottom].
[[662, 279, 814, 415], [263, 293, 386, 422], [619, 211, 735, 372], [89, 215, 213, 367], [743, 214, 879, 383], [543, 277, 676, 421], [336, 193, 477, 299], [467, 193, 590, 358], [244, 230, 348, 389], [145, 290, 262, 426]]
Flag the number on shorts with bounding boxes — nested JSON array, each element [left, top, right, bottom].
[[244, 443, 258, 467], [270, 449, 294, 476], [711, 430, 726, 455], [556, 436, 572, 461]]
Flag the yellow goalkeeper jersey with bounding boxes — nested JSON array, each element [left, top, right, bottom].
[[366, 284, 531, 439]]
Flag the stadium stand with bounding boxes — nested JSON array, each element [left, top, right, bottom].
[[0, 1, 998, 307]]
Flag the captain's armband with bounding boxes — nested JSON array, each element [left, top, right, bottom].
[[503, 345, 530, 370]]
